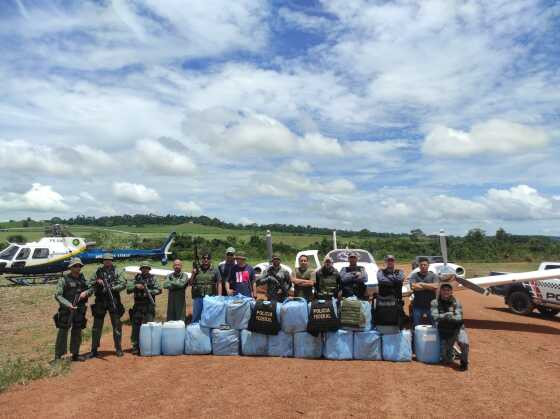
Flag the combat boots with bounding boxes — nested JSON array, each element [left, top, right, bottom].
[[71, 354, 86, 362]]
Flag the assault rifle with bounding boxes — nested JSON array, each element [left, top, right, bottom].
[[68, 293, 81, 325], [137, 276, 155, 305], [98, 270, 117, 312], [190, 245, 200, 285]]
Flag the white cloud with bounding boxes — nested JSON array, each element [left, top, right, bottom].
[[0, 183, 68, 212], [0, 139, 113, 175], [422, 119, 550, 157], [134, 138, 196, 175], [175, 200, 202, 216], [112, 182, 159, 204], [483, 184, 557, 220]]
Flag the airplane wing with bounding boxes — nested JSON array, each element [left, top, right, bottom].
[[124, 266, 191, 280], [456, 268, 560, 294]]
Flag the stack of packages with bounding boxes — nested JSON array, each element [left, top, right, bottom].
[[142, 295, 413, 361]]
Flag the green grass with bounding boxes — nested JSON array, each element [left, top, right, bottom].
[[0, 357, 71, 393]]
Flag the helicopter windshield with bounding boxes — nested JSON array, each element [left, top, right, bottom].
[[0, 245, 20, 261], [327, 250, 374, 263]]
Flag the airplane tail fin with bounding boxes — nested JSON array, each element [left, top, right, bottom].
[[160, 232, 176, 264]]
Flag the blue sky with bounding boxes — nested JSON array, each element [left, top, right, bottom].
[[0, 0, 559, 235]]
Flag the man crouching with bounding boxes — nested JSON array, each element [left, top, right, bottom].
[[431, 283, 469, 371]]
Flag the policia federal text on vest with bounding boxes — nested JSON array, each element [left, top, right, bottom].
[[88, 266, 126, 358], [307, 299, 339, 336], [248, 300, 281, 335]]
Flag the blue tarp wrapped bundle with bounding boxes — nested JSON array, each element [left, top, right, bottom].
[[280, 298, 309, 333], [212, 328, 240, 356], [340, 297, 372, 332], [162, 320, 186, 355], [353, 330, 382, 360], [201, 296, 227, 329], [240, 329, 268, 356], [268, 331, 294, 357], [140, 322, 162, 356], [382, 330, 412, 362], [294, 332, 322, 359], [414, 325, 440, 364], [184, 323, 212, 355], [226, 296, 254, 330], [324, 330, 353, 360]]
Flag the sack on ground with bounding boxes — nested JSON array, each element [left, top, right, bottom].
[[382, 330, 412, 362], [240, 329, 268, 356], [414, 325, 440, 364], [212, 328, 240, 356], [162, 320, 185, 355], [324, 330, 353, 360], [200, 296, 227, 329], [340, 297, 371, 331], [184, 323, 212, 355], [268, 331, 294, 357], [140, 322, 162, 356], [353, 330, 382, 360], [294, 332, 322, 359], [226, 297, 253, 330], [281, 298, 309, 333]]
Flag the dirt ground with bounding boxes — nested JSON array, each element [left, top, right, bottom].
[[1, 288, 559, 419]]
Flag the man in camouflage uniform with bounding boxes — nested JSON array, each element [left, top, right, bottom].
[[257, 254, 292, 302], [127, 261, 162, 355], [190, 252, 221, 322], [53, 258, 92, 362], [315, 256, 342, 300], [163, 259, 189, 321], [292, 254, 316, 301], [87, 253, 126, 358]]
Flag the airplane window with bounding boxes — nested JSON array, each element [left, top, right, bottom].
[[545, 265, 560, 270], [0, 245, 19, 260], [32, 248, 50, 259], [16, 248, 31, 260]]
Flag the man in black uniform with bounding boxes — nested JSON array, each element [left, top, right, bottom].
[[127, 261, 162, 355], [53, 258, 91, 362], [257, 254, 291, 302], [339, 251, 368, 300], [375, 255, 405, 333], [88, 253, 126, 358]]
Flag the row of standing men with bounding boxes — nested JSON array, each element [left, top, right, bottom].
[[52, 249, 467, 369]]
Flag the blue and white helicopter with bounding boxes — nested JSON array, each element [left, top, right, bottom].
[[0, 228, 175, 285]]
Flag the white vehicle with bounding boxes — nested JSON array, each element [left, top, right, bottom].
[[409, 230, 466, 281], [296, 231, 409, 297], [484, 262, 560, 317]]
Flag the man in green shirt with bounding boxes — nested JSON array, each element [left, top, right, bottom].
[[87, 253, 126, 358], [190, 252, 222, 322], [163, 259, 189, 322], [53, 258, 92, 362], [292, 254, 316, 301], [127, 261, 162, 355]]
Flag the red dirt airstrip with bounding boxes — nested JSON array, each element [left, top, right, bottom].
[[1, 290, 559, 418]]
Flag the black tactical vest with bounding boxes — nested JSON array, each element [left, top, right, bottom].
[[133, 273, 156, 304], [62, 273, 88, 308], [307, 299, 339, 336], [375, 295, 401, 326], [192, 267, 217, 298], [437, 297, 463, 338], [94, 267, 122, 302], [248, 300, 281, 335]]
